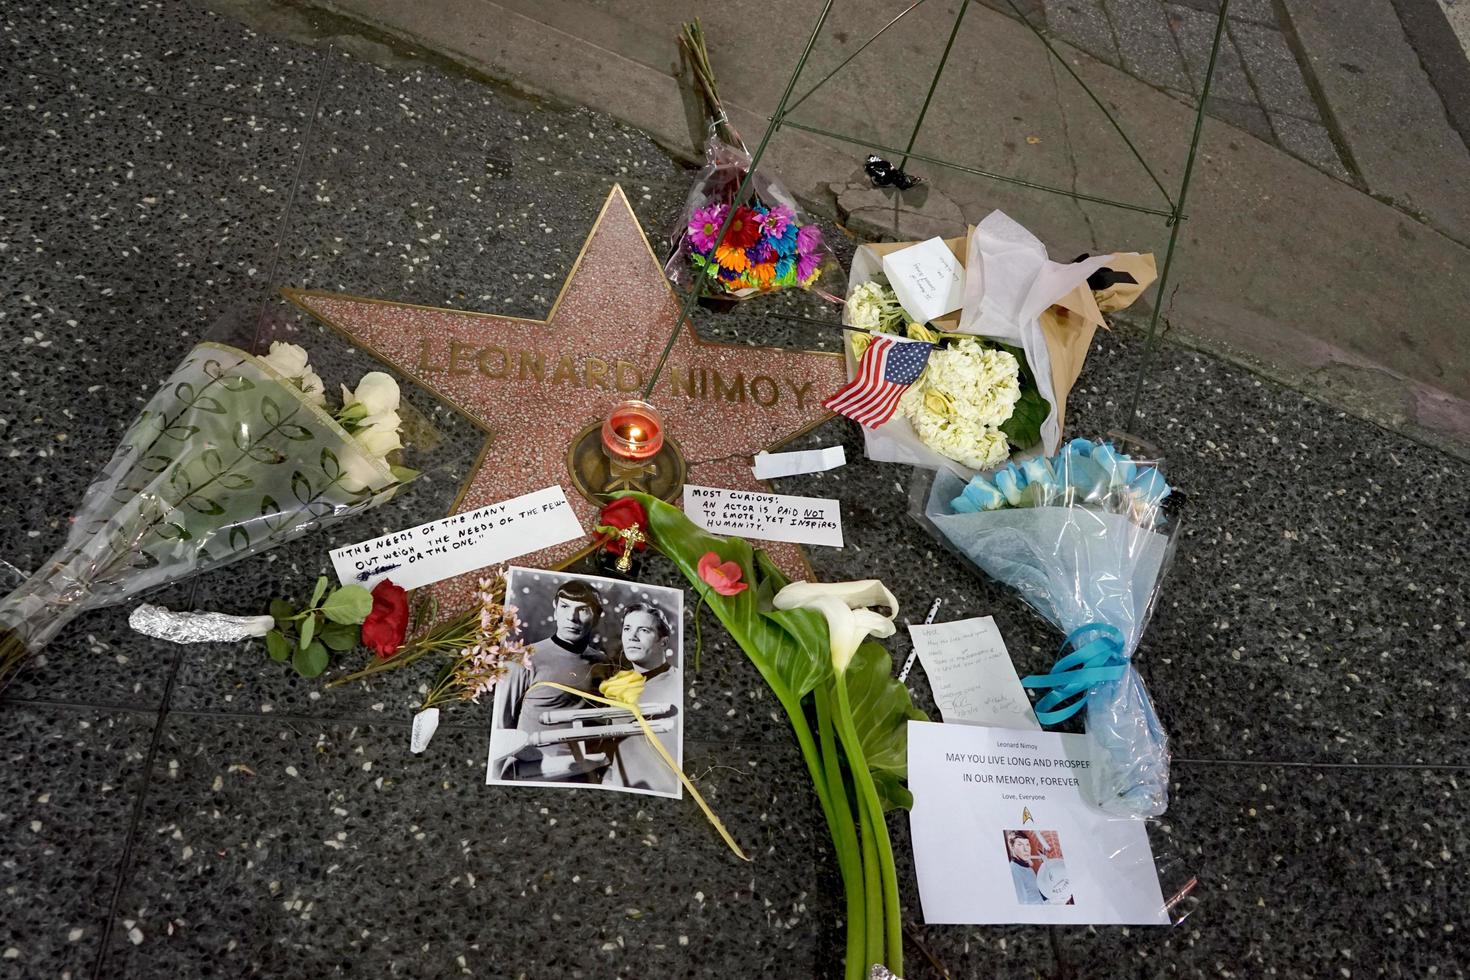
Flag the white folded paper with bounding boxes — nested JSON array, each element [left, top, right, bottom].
[[752, 446, 846, 479]]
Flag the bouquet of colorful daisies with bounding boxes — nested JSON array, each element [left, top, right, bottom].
[[665, 21, 844, 301]]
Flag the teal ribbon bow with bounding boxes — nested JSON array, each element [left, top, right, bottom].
[[1020, 624, 1128, 726]]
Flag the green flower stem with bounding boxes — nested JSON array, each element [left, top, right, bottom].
[[857, 801, 883, 970], [835, 673, 904, 975], [814, 685, 867, 980]]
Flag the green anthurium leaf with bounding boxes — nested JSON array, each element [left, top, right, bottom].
[[845, 638, 927, 809], [870, 769, 915, 813], [269, 599, 294, 629], [293, 640, 329, 678], [299, 614, 316, 650], [310, 575, 329, 607], [321, 585, 373, 625], [265, 630, 291, 663], [751, 550, 833, 698], [319, 622, 359, 651], [628, 492, 829, 707]]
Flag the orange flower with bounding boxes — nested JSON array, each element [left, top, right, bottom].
[[750, 262, 777, 284], [715, 244, 749, 272]]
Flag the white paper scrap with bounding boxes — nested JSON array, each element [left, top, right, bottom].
[[907, 721, 1168, 925], [752, 446, 847, 479], [910, 616, 1039, 730], [410, 707, 440, 754], [683, 485, 843, 547], [330, 485, 584, 591], [881, 236, 966, 324]]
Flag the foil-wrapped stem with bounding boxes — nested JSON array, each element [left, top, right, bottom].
[[129, 604, 274, 644]]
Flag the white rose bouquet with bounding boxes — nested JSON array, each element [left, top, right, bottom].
[[0, 341, 417, 687]]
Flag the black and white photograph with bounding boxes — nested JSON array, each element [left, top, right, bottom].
[[486, 567, 684, 799]]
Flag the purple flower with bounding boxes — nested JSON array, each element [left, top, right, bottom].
[[688, 203, 729, 253], [759, 205, 795, 239], [797, 251, 822, 283], [796, 223, 823, 255], [751, 240, 776, 264]]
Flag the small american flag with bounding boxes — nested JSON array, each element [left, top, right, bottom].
[[824, 334, 933, 428]]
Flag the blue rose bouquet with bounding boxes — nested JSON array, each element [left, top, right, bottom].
[[921, 437, 1178, 818]]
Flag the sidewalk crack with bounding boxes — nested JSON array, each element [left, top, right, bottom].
[[1044, 48, 1101, 250]]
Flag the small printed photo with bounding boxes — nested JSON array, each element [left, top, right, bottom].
[[485, 567, 684, 799], [1003, 829, 1074, 905]]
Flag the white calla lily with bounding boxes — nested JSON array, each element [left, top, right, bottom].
[[773, 579, 899, 673]]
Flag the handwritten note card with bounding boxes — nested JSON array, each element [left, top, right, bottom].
[[330, 485, 584, 591], [881, 236, 965, 324], [910, 616, 1039, 730], [682, 485, 843, 548]]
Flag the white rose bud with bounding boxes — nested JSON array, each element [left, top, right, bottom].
[[261, 341, 310, 378], [343, 372, 400, 417]]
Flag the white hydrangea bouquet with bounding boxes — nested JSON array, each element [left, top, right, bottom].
[[0, 341, 417, 687], [842, 211, 1155, 479]]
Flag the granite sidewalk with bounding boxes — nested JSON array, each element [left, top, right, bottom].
[[2, 2, 1469, 978]]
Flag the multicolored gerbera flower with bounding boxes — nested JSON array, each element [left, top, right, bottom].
[[688, 203, 729, 252], [723, 206, 762, 250], [758, 205, 795, 239], [715, 243, 750, 272], [797, 223, 823, 255], [797, 251, 822, 283]]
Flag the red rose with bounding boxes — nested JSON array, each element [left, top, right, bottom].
[[361, 579, 410, 659], [594, 497, 649, 556]]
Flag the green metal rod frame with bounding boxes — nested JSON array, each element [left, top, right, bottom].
[[898, 0, 970, 170], [650, 0, 1229, 444], [777, 120, 1178, 218]]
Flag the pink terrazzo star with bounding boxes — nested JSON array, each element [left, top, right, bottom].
[[286, 185, 847, 613]]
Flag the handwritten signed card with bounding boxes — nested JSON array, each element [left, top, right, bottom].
[[910, 616, 1039, 730]]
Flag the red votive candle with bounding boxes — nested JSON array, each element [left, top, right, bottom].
[[601, 399, 664, 462]]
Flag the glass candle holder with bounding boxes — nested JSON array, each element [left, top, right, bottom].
[[601, 400, 664, 464]]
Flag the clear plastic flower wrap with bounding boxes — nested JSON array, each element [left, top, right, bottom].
[[664, 133, 846, 302], [0, 342, 416, 687], [913, 434, 1181, 818]]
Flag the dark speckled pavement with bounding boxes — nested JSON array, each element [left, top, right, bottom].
[[2, 4, 1467, 978]]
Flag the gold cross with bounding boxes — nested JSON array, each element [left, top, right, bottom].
[[611, 524, 647, 573]]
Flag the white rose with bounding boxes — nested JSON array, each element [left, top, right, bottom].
[[299, 368, 326, 407], [340, 451, 390, 493], [342, 372, 400, 417], [354, 423, 403, 459], [261, 341, 310, 378]]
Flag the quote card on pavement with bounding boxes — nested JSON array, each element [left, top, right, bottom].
[[910, 616, 1040, 730], [330, 485, 584, 591], [683, 485, 843, 547]]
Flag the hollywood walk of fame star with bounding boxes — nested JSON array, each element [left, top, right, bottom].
[[285, 185, 848, 613]]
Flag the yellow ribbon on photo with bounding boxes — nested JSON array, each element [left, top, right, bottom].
[[528, 675, 750, 861]]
